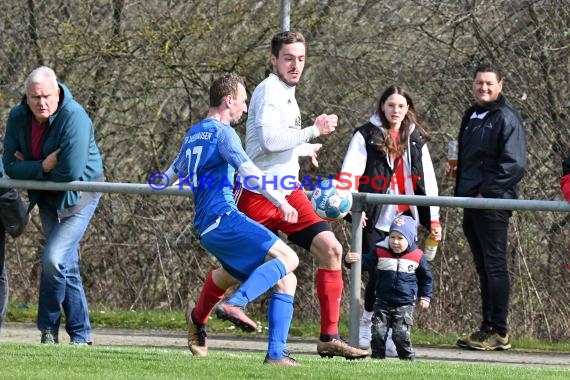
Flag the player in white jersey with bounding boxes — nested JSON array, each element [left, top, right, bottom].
[[164, 73, 300, 366], [234, 31, 368, 359]]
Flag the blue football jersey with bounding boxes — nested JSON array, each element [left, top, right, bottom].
[[169, 118, 249, 233]]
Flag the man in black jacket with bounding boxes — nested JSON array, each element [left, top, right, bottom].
[[451, 63, 527, 351]]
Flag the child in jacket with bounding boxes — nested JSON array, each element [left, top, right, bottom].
[[345, 215, 432, 360]]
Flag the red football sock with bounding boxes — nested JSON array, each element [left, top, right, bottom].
[[316, 269, 343, 335], [192, 271, 226, 324]]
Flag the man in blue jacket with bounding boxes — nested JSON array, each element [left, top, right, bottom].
[[3, 66, 104, 345], [452, 63, 527, 351], [0, 161, 8, 332]]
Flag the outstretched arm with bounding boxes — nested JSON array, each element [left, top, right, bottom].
[[219, 127, 298, 223]]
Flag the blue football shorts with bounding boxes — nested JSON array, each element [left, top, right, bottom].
[[200, 209, 279, 282]]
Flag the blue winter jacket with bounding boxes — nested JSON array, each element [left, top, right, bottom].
[[0, 158, 7, 196], [2, 83, 104, 218], [361, 238, 433, 306]]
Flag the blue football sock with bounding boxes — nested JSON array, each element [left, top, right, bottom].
[[227, 259, 287, 307], [267, 293, 294, 359]]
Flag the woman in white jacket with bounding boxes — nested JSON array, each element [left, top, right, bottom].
[[340, 85, 442, 353]]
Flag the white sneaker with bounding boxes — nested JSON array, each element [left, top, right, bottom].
[[358, 318, 372, 349], [385, 328, 398, 357]]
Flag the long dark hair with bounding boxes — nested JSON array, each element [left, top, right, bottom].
[[373, 85, 431, 158]]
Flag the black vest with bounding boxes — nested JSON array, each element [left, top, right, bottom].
[[355, 122, 431, 231]]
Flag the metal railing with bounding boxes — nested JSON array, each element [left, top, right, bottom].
[[2, 178, 568, 211], [1, 178, 569, 346]]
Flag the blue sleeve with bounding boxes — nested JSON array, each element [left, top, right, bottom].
[[218, 127, 250, 170], [0, 157, 6, 196], [3, 109, 44, 180], [170, 141, 189, 178], [47, 104, 93, 182]]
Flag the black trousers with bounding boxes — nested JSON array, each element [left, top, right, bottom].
[[462, 208, 511, 335], [362, 228, 387, 312]]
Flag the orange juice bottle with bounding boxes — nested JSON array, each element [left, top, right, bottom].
[[424, 234, 438, 261]]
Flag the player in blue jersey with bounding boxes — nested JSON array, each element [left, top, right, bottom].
[[163, 73, 301, 366]]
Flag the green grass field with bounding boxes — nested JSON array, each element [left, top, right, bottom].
[[0, 343, 568, 380], [6, 302, 570, 351], [3, 304, 569, 379]]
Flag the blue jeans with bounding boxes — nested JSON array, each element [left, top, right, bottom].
[[37, 195, 100, 343], [0, 224, 7, 331]]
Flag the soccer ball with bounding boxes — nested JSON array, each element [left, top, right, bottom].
[[311, 179, 353, 221]]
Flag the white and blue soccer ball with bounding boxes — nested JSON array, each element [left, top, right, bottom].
[[311, 179, 353, 221]]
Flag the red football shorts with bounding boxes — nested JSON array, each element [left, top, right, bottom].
[[234, 186, 325, 236]]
